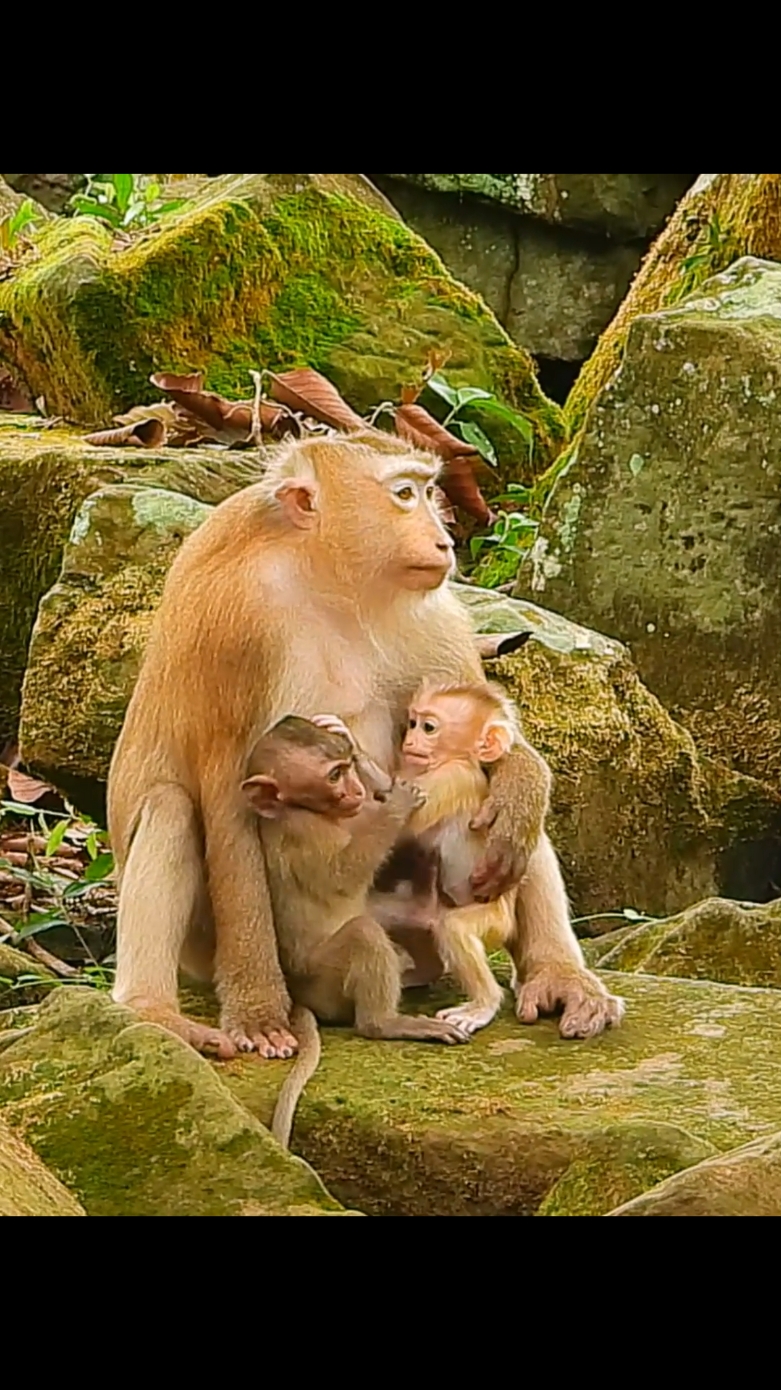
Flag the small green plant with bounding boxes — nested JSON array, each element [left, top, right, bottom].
[[0, 801, 114, 959], [70, 174, 188, 232], [470, 483, 540, 564], [0, 198, 39, 254], [426, 372, 536, 468], [666, 212, 736, 306]]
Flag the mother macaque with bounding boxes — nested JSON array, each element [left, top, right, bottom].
[[109, 432, 616, 1060]]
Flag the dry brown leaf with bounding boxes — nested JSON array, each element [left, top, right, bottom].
[[394, 404, 492, 525], [84, 420, 167, 450], [115, 403, 206, 450], [150, 374, 291, 444], [268, 370, 365, 433], [149, 371, 205, 394], [7, 769, 56, 806]]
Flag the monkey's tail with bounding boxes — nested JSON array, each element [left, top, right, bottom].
[[271, 1007, 322, 1151]]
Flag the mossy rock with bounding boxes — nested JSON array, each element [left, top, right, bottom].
[[589, 898, 781, 990], [2, 174, 80, 214], [0, 173, 564, 475], [568, 174, 781, 430], [610, 1132, 781, 1216], [381, 175, 692, 240], [0, 942, 54, 1008], [0, 1117, 85, 1216], [0, 415, 266, 747], [0, 990, 356, 1217], [519, 257, 781, 787], [216, 972, 781, 1217]]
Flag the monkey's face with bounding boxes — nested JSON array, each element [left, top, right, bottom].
[[402, 695, 484, 773], [290, 751, 367, 819], [349, 459, 455, 593]]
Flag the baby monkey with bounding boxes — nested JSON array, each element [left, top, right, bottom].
[[242, 716, 469, 1147]]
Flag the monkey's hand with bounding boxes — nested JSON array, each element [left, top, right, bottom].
[[470, 797, 500, 833], [516, 964, 626, 1041], [391, 778, 428, 818], [470, 837, 527, 903], [311, 714, 357, 749]]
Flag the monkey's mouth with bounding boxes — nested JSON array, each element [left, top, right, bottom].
[[401, 753, 431, 771]]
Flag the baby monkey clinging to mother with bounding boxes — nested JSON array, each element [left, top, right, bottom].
[[396, 680, 627, 1040]]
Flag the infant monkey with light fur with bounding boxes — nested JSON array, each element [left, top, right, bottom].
[[396, 680, 626, 1039]]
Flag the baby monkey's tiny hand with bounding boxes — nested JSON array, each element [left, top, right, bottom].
[[470, 796, 500, 834], [392, 778, 428, 816], [311, 714, 356, 749]]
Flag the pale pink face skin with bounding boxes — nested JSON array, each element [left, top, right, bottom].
[[401, 694, 487, 775], [283, 750, 367, 820]]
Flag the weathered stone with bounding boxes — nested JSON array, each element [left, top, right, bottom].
[[0, 174, 564, 474], [0, 990, 356, 1217], [219, 972, 781, 1217], [379, 175, 693, 240], [0, 1117, 85, 1216], [610, 1132, 781, 1216], [2, 174, 83, 213], [568, 174, 781, 430], [520, 258, 781, 789], [589, 898, 781, 990], [0, 415, 266, 747], [373, 178, 643, 362], [0, 943, 54, 1008]]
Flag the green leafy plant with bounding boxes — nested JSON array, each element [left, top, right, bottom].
[[666, 212, 737, 306], [426, 372, 535, 469], [70, 174, 188, 232], [0, 198, 39, 254], [0, 802, 114, 960], [470, 483, 539, 564]]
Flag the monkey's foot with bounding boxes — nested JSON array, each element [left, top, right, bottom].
[[516, 966, 626, 1041], [362, 1015, 470, 1046], [128, 1005, 239, 1062], [224, 1025, 299, 1061], [436, 1002, 501, 1036]]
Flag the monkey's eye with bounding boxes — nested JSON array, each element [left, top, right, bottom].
[[392, 483, 418, 508], [328, 768, 343, 784], [426, 485, 436, 502], [423, 721, 438, 736]]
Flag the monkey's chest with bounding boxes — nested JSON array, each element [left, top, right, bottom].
[[270, 634, 397, 767]]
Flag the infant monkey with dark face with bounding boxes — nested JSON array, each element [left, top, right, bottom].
[[242, 715, 469, 1147]]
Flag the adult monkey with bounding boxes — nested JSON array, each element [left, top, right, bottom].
[[109, 433, 616, 1060]]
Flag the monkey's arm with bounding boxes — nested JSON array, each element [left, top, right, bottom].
[[341, 781, 426, 888], [471, 740, 552, 904]]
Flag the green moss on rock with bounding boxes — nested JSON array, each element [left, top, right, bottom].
[[592, 898, 781, 990], [0, 174, 564, 469], [222, 972, 781, 1217], [0, 990, 355, 1217], [0, 943, 54, 1007], [520, 257, 781, 786], [610, 1131, 781, 1217], [0, 1117, 85, 1216]]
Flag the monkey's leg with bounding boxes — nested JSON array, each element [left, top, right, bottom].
[[112, 786, 239, 1062], [205, 796, 297, 1060], [434, 909, 505, 1036], [301, 917, 469, 1046], [509, 836, 626, 1041]]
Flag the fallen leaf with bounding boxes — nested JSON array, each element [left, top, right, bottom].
[[394, 404, 493, 525], [149, 371, 205, 395], [7, 769, 57, 806], [84, 420, 167, 449], [115, 403, 210, 450], [268, 370, 365, 433], [150, 373, 290, 444]]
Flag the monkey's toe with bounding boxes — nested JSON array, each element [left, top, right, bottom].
[[436, 1005, 498, 1036], [559, 986, 626, 1041]]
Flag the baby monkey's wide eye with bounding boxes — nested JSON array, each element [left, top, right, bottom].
[[328, 767, 343, 784], [423, 721, 438, 736]]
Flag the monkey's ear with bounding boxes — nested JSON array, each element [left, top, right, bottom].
[[477, 722, 514, 765], [242, 775, 284, 819], [275, 479, 318, 530]]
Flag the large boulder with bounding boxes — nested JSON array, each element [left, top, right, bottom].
[[0, 416, 265, 748], [0, 174, 564, 468], [0, 990, 355, 1217], [589, 898, 781, 990], [218, 971, 781, 1216], [19, 482, 781, 916], [0, 1117, 85, 1216], [568, 174, 781, 429], [374, 178, 644, 364], [379, 175, 693, 240], [610, 1132, 781, 1217], [519, 257, 781, 790], [1, 174, 83, 213]]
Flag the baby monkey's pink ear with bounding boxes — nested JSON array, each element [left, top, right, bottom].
[[243, 775, 284, 819], [477, 721, 513, 765], [275, 479, 318, 530]]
